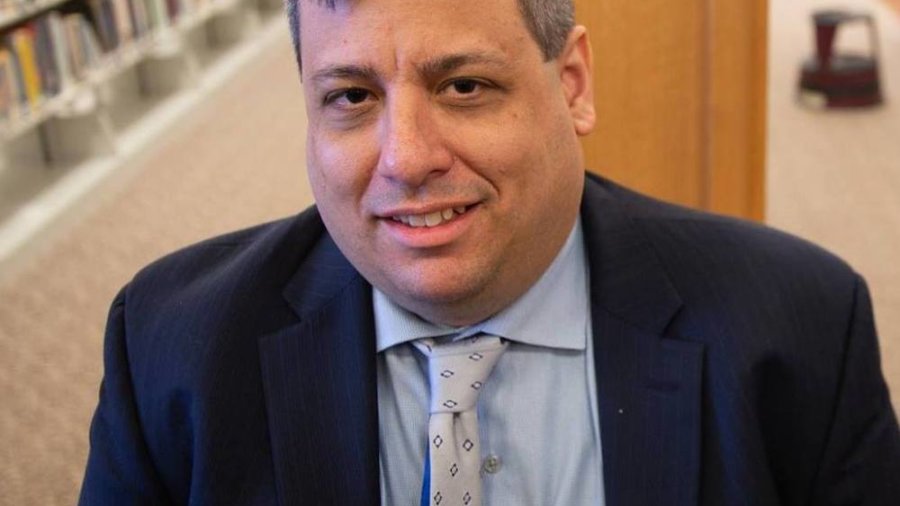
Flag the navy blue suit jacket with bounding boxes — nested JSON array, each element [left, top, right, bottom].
[[80, 174, 900, 505]]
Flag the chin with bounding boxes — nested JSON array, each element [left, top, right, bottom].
[[382, 274, 488, 318], [398, 280, 478, 305]]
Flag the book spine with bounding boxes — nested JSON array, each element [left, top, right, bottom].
[[110, 0, 133, 46], [47, 11, 73, 90], [127, 0, 147, 40], [33, 16, 61, 97], [87, 0, 115, 52], [5, 36, 28, 110], [101, 0, 120, 50], [63, 14, 85, 78], [11, 27, 43, 108], [145, 0, 167, 31], [0, 48, 20, 121], [165, 0, 179, 22], [78, 14, 103, 68]]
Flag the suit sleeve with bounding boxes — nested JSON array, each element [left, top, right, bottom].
[[79, 287, 173, 505], [810, 275, 900, 505]]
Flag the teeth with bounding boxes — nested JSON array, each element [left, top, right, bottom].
[[394, 206, 467, 228], [424, 212, 442, 227]]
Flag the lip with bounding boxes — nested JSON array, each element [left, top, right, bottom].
[[380, 203, 479, 248], [377, 201, 475, 218]]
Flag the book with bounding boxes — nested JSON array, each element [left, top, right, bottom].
[[110, 0, 133, 46], [61, 12, 102, 78], [63, 12, 86, 77], [143, 0, 168, 32], [33, 15, 62, 96], [4, 35, 28, 111], [46, 10, 74, 91], [164, 0, 179, 23], [0, 47, 21, 120], [87, 0, 119, 52], [77, 12, 103, 68], [127, 0, 149, 40], [9, 27, 43, 109]]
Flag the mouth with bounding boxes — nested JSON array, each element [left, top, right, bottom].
[[388, 205, 470, 228]]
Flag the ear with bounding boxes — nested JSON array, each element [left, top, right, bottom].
[[557, 25, 596, 136]]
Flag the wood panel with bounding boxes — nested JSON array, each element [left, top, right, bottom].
[[575, 0, 767, 221], [707, 0, 768, 220]]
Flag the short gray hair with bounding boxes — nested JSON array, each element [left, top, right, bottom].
[[285, 0, 574, 70]]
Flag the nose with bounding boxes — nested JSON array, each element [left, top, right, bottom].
[[377, 92, 454, 188]]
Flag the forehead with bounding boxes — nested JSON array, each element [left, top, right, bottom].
[[298, 0, 537, 77]]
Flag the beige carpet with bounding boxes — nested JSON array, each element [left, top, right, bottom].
[[1, 2, 900, 505]]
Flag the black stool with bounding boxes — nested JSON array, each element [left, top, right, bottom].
[[798, 10, 884, 108]]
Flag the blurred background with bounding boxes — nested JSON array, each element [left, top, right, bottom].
[[0, 0, 897, 503]]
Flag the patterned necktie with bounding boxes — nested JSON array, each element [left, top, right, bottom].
[[413, 335, 508, 506]]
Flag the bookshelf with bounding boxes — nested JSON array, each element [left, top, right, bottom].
[[0, 0, 286, 270], [0, 0, 279, 139]]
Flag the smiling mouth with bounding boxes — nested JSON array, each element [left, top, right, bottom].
[[390, 206, 469, 228]]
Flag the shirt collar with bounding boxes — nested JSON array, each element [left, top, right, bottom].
[[374, 217, 588, 352]]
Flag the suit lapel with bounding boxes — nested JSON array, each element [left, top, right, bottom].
[[582, 177, 704, 506], [258, 234, 380, 506]]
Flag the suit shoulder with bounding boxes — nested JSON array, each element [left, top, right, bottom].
[[585, 175, 860, 321], [124, 206, 325, 318], [602, 177, 856, 285]]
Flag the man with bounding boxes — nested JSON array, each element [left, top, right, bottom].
[[80, 0, 900, 504]]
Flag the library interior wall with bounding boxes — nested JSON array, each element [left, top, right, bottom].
[[575, 0, 767, 222]]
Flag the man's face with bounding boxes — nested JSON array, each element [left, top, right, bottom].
[[299, 0, 594, 325]]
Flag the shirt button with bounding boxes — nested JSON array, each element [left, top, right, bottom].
[[482, 455, 502, 474]]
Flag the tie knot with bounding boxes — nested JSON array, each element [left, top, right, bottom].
[[413, 335, 507, 414]]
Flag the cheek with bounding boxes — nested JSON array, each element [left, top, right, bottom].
[[307, 130, 378, 207]]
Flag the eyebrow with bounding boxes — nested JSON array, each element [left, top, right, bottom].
[[417, 52, 510, 81], [309, 64, 379, 85], [308, 52, 509, 86]]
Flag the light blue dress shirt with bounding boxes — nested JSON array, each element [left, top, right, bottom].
[[374, 219, 606, 505]]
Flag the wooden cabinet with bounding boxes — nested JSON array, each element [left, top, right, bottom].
[[576, 0, 767, 221]]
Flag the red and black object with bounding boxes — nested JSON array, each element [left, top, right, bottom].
[[798, 10, 884, 109]]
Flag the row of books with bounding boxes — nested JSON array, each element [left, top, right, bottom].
[[0, 0, 198, 125], [89, 0, 197, 52], [1, 11, 93, 123]]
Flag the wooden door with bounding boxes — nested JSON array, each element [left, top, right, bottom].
[[576, 0, 768, 221]]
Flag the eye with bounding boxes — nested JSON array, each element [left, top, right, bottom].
[[439, 78, 497, 107], [324, 87, 374, 107], [449, 79, 480, 94]]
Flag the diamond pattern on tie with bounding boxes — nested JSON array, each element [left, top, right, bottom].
[[413, 335, 508, 506]]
